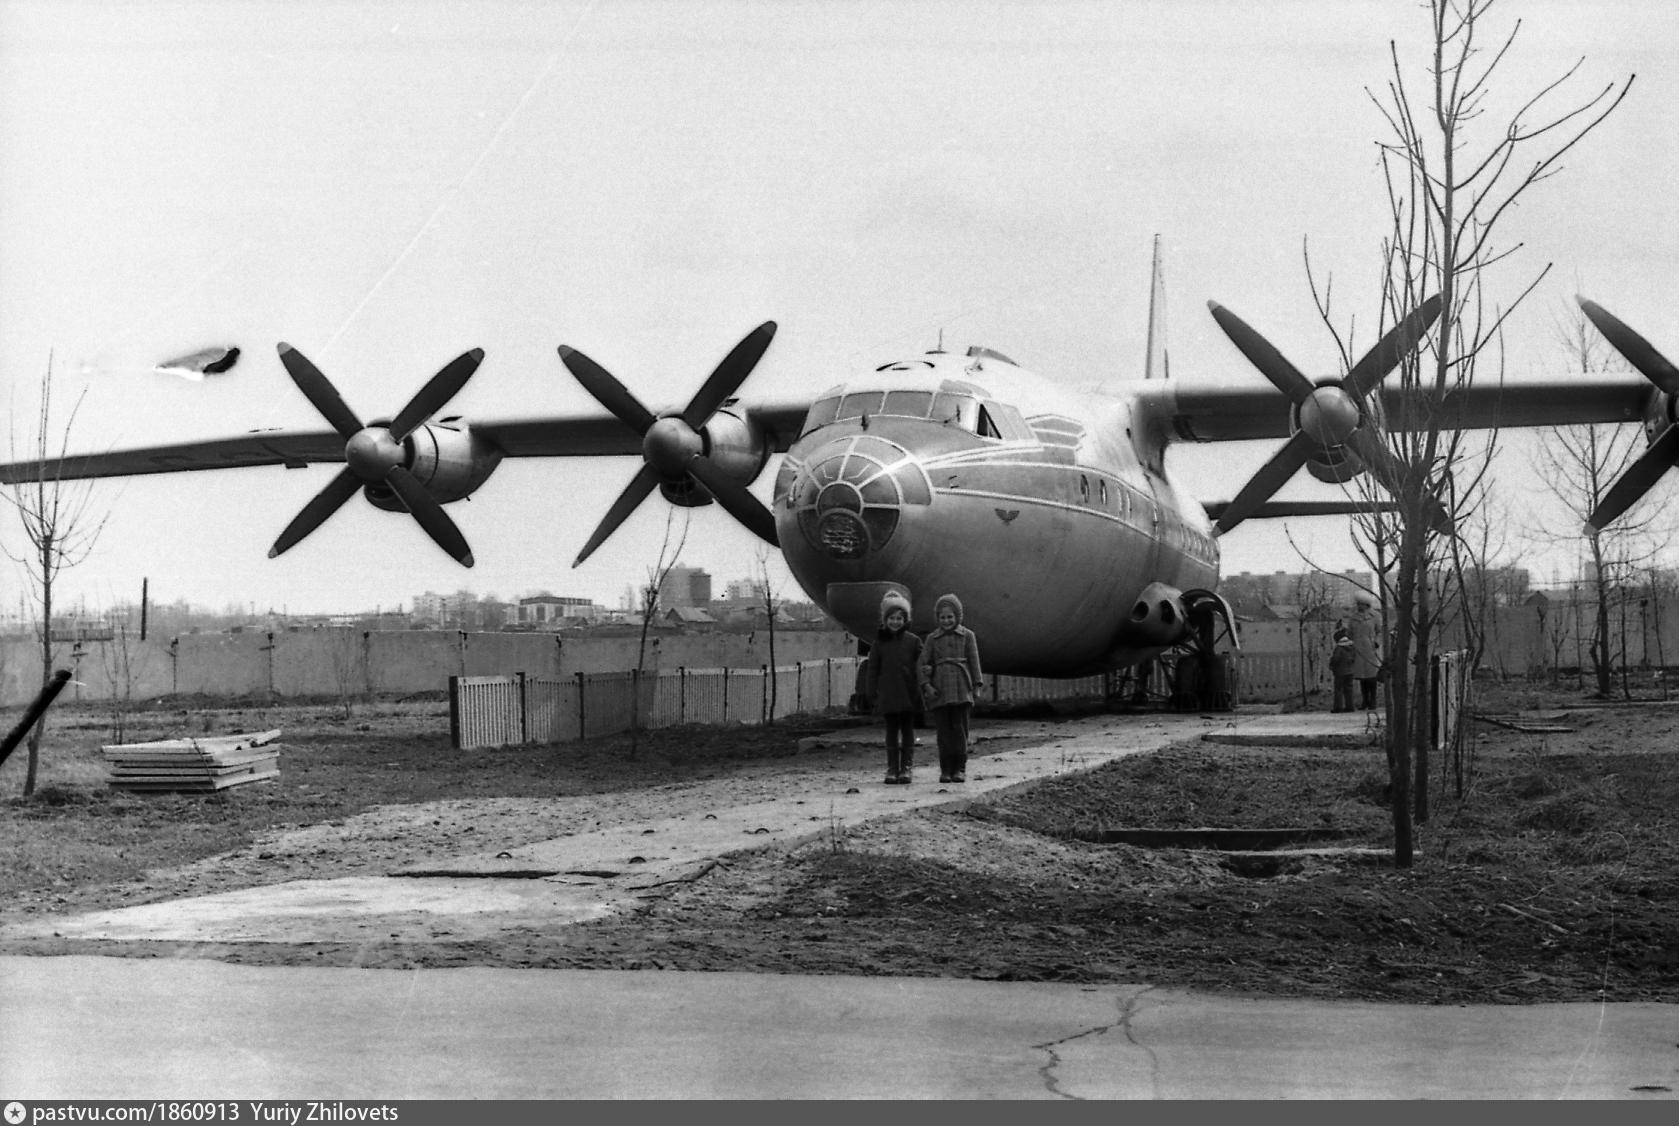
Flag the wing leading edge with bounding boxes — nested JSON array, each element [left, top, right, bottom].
[[0, 401, 814, 487], [1144, 375, 1653, 445]]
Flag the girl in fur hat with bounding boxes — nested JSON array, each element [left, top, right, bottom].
[[863, 590, 923, 784], [919, 592, 983, 783]]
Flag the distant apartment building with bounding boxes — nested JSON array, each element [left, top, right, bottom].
[[658, 566, 712, 610], [518, 595, 602, 627]]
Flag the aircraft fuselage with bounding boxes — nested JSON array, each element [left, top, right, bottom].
[[773, 349, 1219, 677]]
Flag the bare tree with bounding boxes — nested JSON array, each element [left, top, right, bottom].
[[631, 508, 690, 753], [755, 543, 781, 723], [1289, 570, 1337, 709], [2, 357, 108, 795], [1344, 0, 1631, 864], [1530, 306, 1668, 697]]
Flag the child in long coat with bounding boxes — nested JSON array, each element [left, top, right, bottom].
[[1329, 626, 1356, 713], [863, 591, 923, 784], [919, 592, 983, 783]]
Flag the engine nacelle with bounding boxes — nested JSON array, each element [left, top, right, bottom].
[[655, 406, 770, 509], [1115, 582, 1191, 649], [1305, 445, 1367, 484], [1642, 389, 1678, 445], [363, 420, 504, 512]]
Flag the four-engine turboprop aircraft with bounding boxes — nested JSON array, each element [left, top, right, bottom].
[[0, 283, 1659, 678]]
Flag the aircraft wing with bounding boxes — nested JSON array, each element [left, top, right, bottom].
[[473, 401, 812, 458], [1148, 375, 1654, 443], [0, 400, 814, 485]]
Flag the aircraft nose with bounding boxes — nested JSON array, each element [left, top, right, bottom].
[[782, 435, 931, 560]]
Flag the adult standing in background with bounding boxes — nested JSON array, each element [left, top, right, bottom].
[[1347, 594, 1383, 709]]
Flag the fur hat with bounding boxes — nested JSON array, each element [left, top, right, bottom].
[[934, 592, 964, 625], [879, 590, 912, 624]]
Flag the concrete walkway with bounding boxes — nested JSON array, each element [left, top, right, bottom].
[[2, 956, 1674, 1099], [2, 709, 1262, 945]]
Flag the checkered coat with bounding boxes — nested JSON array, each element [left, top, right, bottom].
[[919, 595, 983, 707]]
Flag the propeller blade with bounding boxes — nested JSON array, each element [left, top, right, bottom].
[[389, 349, 485, 441], [687, 456, 780, 546], [1585, 426, 1679, 534], [385, 466, 474, 566], [559, 346, 658, 435], [1578, 299, 1679, 396], [1342, 294, 1443, 399], [1215, 432, 1314, 535], [277, 343, 363, 438], [1207, 303, 1316, 403], [1344, 429, 1453, 534], [269, 466, 363, 558], [573, 464, 661, 567], [682, 321, 778, 430]]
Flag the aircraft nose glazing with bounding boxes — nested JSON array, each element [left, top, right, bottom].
[[783, 436, 931, 560]]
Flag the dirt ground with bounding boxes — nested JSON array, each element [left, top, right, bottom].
[[2, 685, 1677, 1004]]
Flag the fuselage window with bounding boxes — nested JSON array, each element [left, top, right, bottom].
[[1098, 479, 1108, 505], [883, 390, 934, 418], [1079, 474, 1090, 503]]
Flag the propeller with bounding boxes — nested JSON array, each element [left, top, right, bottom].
[[1579, 298, 1679, 535], [269, 343, 484, 566], [559, 322, 779, 566], [1207, 295, 1449, 535]]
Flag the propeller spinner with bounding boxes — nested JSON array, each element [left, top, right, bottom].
[[270, 343, 484, 566], [1208, 295, 1448, 535], [559, 322, 780, 566], [1579, 298, 1679, 535]]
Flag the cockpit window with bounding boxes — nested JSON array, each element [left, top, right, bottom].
[[838, 391, 885, 419], [804, 388, 992, 434], [803, 397, 841, 433], [883, 390, 934, 418], [932, 392, 977, 429]]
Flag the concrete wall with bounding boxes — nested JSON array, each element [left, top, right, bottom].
[[0, 628, 858, 708]]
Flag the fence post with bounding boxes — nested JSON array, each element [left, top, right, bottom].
[[762, 664, 769, 724], [826, 658, 833, 708], [448, 675, 461, 748], [517, 671, 528, 746], [680, 666, 687, 724], [723, 667, 730, 723], [576, 670, 586, 741]]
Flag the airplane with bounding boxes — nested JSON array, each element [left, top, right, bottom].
[[0, 256, 1659, 680], [155, 345, 241, 380]]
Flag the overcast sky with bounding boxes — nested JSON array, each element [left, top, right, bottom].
[[1, 0, 1674, 617]]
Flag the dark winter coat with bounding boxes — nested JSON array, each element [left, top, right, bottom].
[[864, 629, 923, 714], [1330, 637, 1356, 676]]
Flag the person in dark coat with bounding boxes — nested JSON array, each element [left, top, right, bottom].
[[1329, 625, 1356, 713], [918, 592, 983, 783], [862, 591, 923, 784]]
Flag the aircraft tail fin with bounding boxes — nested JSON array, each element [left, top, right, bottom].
[[1143, 234, 1169, 380]]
